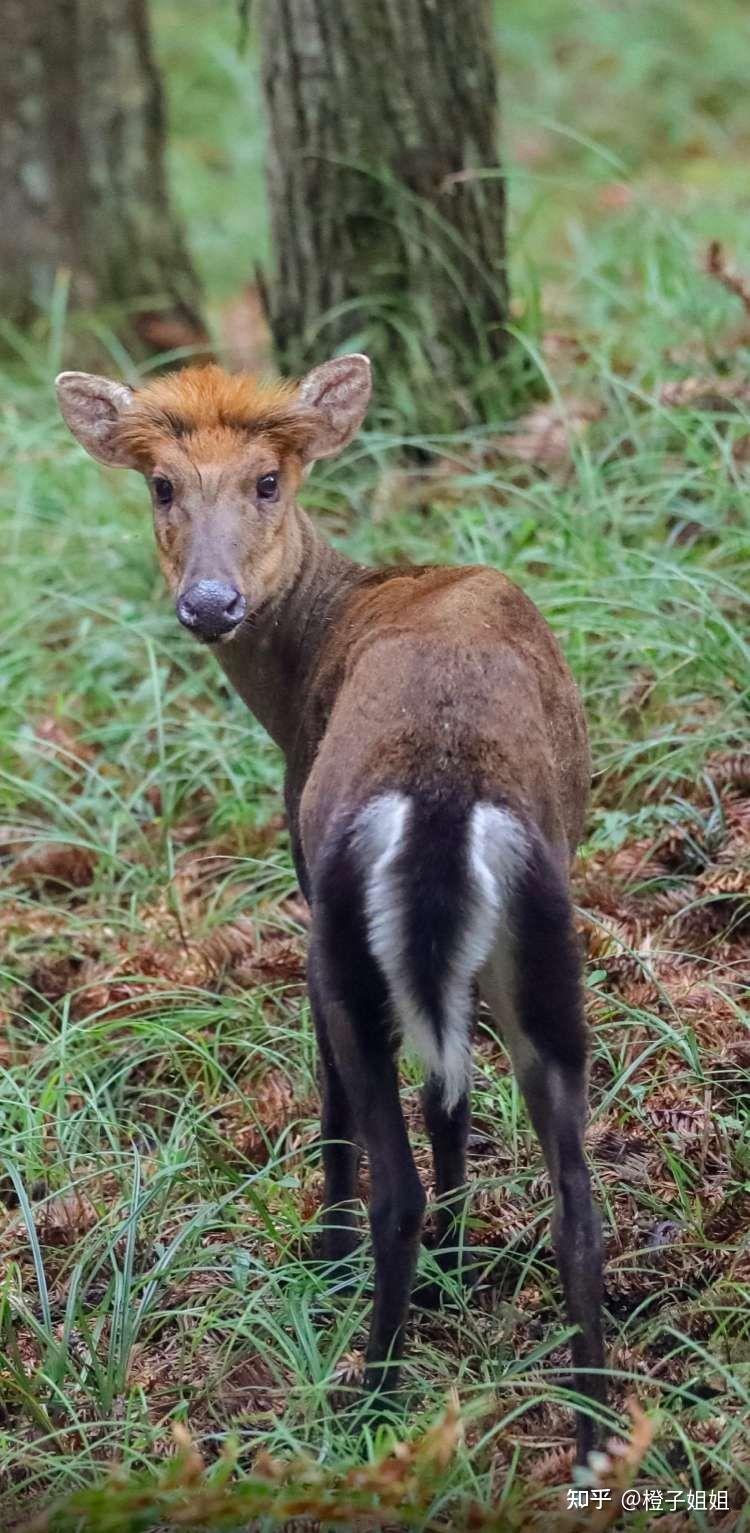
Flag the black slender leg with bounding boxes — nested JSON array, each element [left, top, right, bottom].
[[520, 1059, 605, 1462], [480, 841, 606, 1463], [317, 987, 426, 1397], [308, 955, 360, 1262], [311, 844, 426, 1401], [421, 1075, 471, 1270], [366, 1098, 426, 1394]]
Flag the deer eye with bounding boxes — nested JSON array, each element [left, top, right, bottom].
[[257, 472, 279, 501], [152, 476, 174, 507]]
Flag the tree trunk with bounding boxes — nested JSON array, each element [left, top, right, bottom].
[[260, 0, 508, 430], [0, 0, 206, 358]]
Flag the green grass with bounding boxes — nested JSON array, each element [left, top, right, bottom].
[[2, 1, 750, 1528]]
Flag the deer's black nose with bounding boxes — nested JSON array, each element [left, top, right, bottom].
[[177, 581, 247, 640]]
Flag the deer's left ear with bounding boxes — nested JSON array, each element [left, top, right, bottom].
[[56, 371, 137, 468], [296, 354, 372, 463]]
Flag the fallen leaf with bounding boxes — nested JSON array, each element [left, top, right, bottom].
[[34, 717, 94, 770], [13, 842, 96, 891], [660, 376, 750, 409], [491, 397, 602, 473], [38, 1190, 98, 1246]]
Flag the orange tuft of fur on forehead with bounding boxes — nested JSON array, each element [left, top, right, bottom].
[[114, 363, 316, 463]]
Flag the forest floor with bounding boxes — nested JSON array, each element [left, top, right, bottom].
[[1, 1, 749, 1528]]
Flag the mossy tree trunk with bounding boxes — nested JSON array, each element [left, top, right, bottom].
[[0, 0, 206, 358], [259, 0, 508, 430]]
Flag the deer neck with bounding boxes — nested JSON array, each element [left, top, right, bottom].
[[214, 506, 362, 756]]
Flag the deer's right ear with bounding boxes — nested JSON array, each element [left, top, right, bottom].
[[55, 371, 137, 468]]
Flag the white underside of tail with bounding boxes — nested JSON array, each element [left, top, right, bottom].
[[354, 793, 528, 1109]]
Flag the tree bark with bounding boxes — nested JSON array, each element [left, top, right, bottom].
[[260, 0, 508, 430], [0, 0, 206, 358]]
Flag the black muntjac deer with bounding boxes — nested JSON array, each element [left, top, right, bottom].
[[56, 355, 605, 1457]]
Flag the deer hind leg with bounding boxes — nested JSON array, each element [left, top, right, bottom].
[[520, 1056, 605, 1463], [308, 946, 361, 1263], [479, 842, 605, 1464], [311, 825, 426, 1401], [416, 1075, 472, 1302], [312, 965, 425, 1397], [422, 1073, 470, 1252]]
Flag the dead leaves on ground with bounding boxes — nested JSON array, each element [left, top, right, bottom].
[[32, 717, 95, 774], [660, 375, 750, 410], [11, 841, 97, 892], [20, 1397, 658, 1533], [18, 921, 305, 1026], [572, 746, 750, 1356], [5, 824, 307, 1028], [658, 240, 750, 420], [224, 1064, 311, 1166], [25, 1396, 466, 1530], [372, 395, 604, 517], [492, 397, 603, 473], [36, 1189, 99, 1248], [579, 747, 750, 974]]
